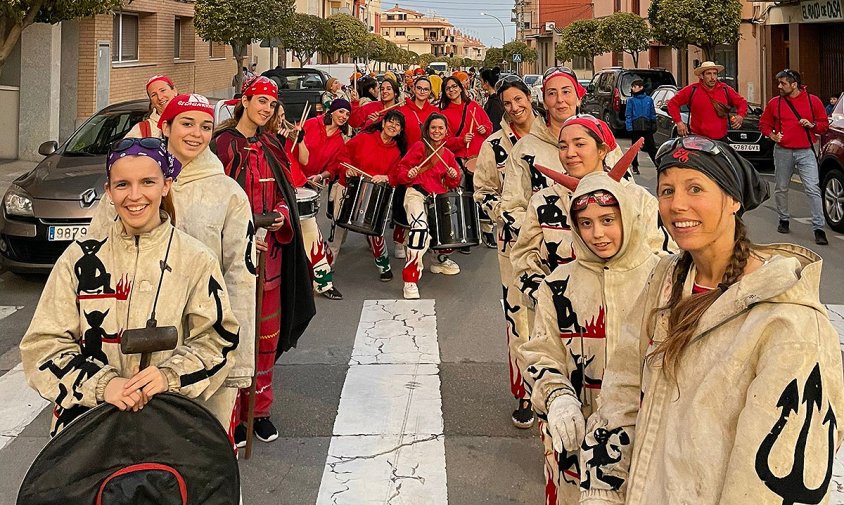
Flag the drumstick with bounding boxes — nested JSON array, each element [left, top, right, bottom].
[[306, 178, 325, 191], [465, 115, 476, 148], [377, 100, 405, 115], [424, 139, 457, 172], [299, 102, 310, 126], [340, 162, 377, 180], [415, 141, 447, 171]]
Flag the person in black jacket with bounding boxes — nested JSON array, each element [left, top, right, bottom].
[[481, 67, 505, 133]]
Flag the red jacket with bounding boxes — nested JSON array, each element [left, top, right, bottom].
[[759, 90, 829, 149], [300, 117, 345, 178], [439, 100, 492, 158], [399, 100, 439, 146], [394, 140, 461, 194], [668, 81, 748, 140], [349, 100, 397, 129], [336, 131, 402, 186]]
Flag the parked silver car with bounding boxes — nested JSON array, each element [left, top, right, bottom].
[[0, 98, 229, 273]]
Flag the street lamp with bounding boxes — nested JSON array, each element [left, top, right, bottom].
[[480, 12, 507, 48]]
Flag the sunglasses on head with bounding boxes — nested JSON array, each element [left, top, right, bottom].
[[571, 190, 619, 212], [494, 74, 523, 93], [109, 137, 165, 154], [543, 66, 577, 81], [655, 136, 740, 178], [558, 114, 608, 143]]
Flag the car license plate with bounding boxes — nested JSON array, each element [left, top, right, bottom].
[[48, 225, 89, 242], [730, 143, 760, 152]]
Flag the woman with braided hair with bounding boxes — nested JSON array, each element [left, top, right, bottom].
[[578, 136, 844, 505]]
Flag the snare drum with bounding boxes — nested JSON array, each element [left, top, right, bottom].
[[391, 185, 410, 228], [295, 187, 320, 220], [336, 176, 394, 236], [426, 189, 481, 250]]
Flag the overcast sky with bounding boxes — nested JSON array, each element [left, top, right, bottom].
[[384, 1, 517, 48]]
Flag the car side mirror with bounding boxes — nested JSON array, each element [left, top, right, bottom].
[[587, 84, 594, 93], [753, 107, 763, 115], [38, 141, 58, 156]]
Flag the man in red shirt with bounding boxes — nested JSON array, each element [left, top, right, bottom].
[[759, 68, 830, 244], [668, 61, 748, 140]]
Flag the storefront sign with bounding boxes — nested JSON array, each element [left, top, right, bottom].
[[801, 0, 844, 23]]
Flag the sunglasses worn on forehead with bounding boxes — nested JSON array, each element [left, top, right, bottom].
[[655, 136, 740, 178], [110, 137, 165, 154], [571, 191, 619, 212], [543, 66, 577, 80], [494, 74, 523, 93]]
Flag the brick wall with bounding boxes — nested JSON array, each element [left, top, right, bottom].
[[76, 0, 251, 120]]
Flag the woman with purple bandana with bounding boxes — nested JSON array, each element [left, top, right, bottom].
[[21, 138, 241, 435]]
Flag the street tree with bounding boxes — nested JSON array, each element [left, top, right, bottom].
[[195, 0, 294, 91], [556, 18, 607, 72], [275, 13, 329, 67], [502, 40, 537, 64], [0, 0, 123, 77], [323, 14, 368, 64], [418, 53, 437, 68], [483, 48, 504, 69], [598, 12, 650, 67], [648, 0, 741, 59]]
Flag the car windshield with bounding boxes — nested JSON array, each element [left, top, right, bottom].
[[620, 72, 676, 97], [267, 72, 324, 91], [523, 75, 540, 86], [64, 110, 146, 156]]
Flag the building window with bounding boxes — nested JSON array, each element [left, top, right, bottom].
[[174, 17, 182, 59], [396, 30, 405, 37], [571, 55, 589, 70], [209, 42, 226, 59], [112, 12, 139, 62]]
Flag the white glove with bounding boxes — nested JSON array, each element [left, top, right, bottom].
[[547, 393, 585, 453]]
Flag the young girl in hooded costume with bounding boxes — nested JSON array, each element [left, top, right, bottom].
[[21, 139, 240, 436], [520, 170, 662, 505]]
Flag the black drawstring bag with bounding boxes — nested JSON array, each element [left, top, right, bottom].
[[17, 393, 239, 505]]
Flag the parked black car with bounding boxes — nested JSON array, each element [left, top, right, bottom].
[[819, 93, 844, 232], [581, 67, 676, 134], [261, 67, 328, 120], [650, 85, 774, 170]]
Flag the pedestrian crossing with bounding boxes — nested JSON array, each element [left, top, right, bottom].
[[2, 302, 844, 503]]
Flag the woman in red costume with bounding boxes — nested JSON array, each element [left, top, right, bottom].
[[330, 110, 408, 281], [349, 76, 402, 130], [439, 75, 492, 175], [297, 98, 351, 300], [211, 76, 316, 446], [393, 113, 462, 300]]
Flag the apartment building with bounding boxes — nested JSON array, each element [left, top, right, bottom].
[[1, 0, 244, 161], [380, 6, 458, 58], [518, 0, 593, 74]]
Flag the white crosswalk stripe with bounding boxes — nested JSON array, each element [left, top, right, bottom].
[[0, 306, 49, 451], [315, 300, 447, 505]]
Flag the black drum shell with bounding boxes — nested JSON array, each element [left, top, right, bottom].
[[426, 189, 481, 250], [336, 176, 394, 236]]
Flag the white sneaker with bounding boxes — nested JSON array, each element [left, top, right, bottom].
[[394, 244, 406, 259], [430, 257, 460, 275], [403, 282, 420, 299]]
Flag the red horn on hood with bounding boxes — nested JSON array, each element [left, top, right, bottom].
[[535, 163, 580, 192], [607, 137, 645, 181]]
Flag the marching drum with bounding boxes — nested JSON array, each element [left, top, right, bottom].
[[336, 176, 394, 236], [391, 185, 410, 228], [295, 187, 320, 220], [426, 189, 481, 250]]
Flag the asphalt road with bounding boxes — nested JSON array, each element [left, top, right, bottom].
[[1, 141, 843, 504]]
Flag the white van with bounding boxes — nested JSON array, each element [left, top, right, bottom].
[[428, 61, 448, 73]]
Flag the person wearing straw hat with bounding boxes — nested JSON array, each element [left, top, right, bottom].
[[321, 77, 350, 111], [667, 61, 748, 141], [124, 75, 178, 139]]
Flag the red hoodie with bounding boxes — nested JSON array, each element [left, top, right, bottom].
[[399, 100, 439, 146], [394, 140, 461, 194], [667, 81, 748, 140], [300, 116, 345, 178], [759, 89, 829, 150], [336, 130, 402, 186], [439, 100, 492, 158], [349, 100, 396, 130]]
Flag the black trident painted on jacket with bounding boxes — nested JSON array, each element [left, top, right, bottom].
[[754, 363, 836, 505]]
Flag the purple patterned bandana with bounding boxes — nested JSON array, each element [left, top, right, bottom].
[[106, 138, 182, 179]]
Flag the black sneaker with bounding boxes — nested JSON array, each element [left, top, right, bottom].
[[777, 220, 790, 233], [254, 417, 279, 442], [458, 247, 471, 255], [320, 287, 343, 300], [632, 166, 640, 175], [481, 232, 497, 248], [512, 399, 535, 429], [815, 229, 829, 245], [380, 270, 393, 282], [234, 423, 247, 448]]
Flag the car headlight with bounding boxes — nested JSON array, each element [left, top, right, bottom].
[[3, 185, 34, 217]]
